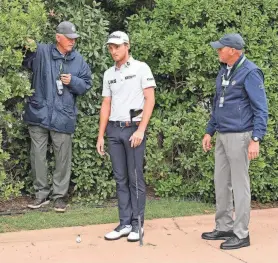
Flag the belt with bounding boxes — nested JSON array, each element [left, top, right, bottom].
[[109, 121, 140, 128]]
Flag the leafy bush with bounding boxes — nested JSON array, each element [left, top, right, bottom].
[[128, 0, 278, 202], [1, 0, 278, 204], [33, 0, 115, 203], [0, 0, 47, 199]]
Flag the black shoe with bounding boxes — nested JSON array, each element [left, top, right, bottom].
[[201, 230, 234, 240], [27, 198, 50, 209], [54, 198, 67, 212], [220, 235, 250, 250]]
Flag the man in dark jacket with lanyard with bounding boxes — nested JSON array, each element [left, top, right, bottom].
[[23, 21, 92, 212], [201, 33, 268, 249]]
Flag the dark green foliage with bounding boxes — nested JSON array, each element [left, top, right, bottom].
[[0, 0, 47, 199], [97, 0, 155, 32], [40, 0, 115, 203], [128, 0, 278, 202], [1, 0, 278, 203]]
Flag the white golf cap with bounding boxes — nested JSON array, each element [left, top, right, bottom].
[[106, 31, 129, 45]]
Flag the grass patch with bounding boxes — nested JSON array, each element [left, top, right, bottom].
[[0, 199, 215, 233]]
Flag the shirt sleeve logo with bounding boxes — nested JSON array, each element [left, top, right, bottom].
[[147, 77, 154, 81]]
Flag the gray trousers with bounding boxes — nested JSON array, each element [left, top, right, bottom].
[[214, 132, 251, 239], [28, 125, 72, 201], [106, 122, 146, 226]]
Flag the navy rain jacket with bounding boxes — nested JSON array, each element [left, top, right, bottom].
[[23, 43, 92, 134]]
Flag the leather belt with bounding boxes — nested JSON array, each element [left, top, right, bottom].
[[109, 121, 140, 128]]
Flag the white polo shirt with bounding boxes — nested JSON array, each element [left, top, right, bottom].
[[102, 57, 156, 121]]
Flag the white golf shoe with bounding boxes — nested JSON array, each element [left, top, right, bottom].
[[127, 225, 144, 242], [104, 224, 132, 240]]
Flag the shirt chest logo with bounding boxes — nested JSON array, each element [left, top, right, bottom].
[[125, 74, 136, 80], [108, 79, 116, 85]]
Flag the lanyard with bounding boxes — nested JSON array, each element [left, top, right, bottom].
[[56, 56, 67, 96], [221, 56, 246, 97], [59, 62, 63, 74], [219, 56, 246, 108], [224, 56, 246, 81], [57, 55, 67, 79]]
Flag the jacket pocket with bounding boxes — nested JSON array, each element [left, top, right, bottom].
[[219, 103, 241, 131], [62, 87, 75, 106], [26, 96, 45, 108], [53, 104, 76, 133], [24, 98, 47, 123], [238, 103, 242, 130]]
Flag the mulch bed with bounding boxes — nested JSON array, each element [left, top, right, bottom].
[[0, 196, 33, 212]]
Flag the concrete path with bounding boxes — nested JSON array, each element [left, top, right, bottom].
[[1, 208, 278, 263]]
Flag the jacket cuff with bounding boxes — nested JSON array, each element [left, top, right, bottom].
[[205, 128, 215, 137], [251, 132, 262, 141], [69, 76, 78, 88]]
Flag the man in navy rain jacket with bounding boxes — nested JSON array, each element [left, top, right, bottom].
[[23, 21, 92, 212]]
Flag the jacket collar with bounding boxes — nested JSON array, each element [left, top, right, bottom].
[[221, 53, 245, 70], [51, 44, 76, 60]]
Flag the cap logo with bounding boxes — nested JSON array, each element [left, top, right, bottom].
[[109, 34, 121, 39]]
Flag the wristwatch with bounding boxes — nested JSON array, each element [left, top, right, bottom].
[[252, 136, 260, 142]]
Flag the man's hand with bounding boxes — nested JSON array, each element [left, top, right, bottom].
[[96, 136, 105, 156], [26, 38, 35, 44], [60, 74, 71, 85], [248, 140, 259, 160], [25, 38, 36, 51], [129, 130, 144, 148], [202, 134, 212, 152]]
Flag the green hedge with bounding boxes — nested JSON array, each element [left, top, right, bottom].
[[29, 0, 116, 204], [1, 0, 278, 203], [0, 0, 47, 199], [128, 0, 278, 202]]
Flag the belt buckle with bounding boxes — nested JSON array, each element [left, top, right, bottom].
[[119, 121, 124, 128]]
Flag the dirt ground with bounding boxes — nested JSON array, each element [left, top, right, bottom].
[[1, 208, 278, 263]]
